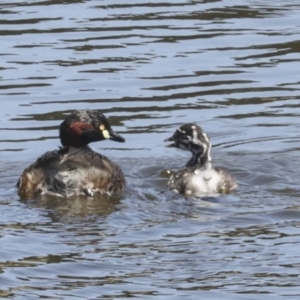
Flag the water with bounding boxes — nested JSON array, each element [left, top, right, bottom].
[[1, 0, 300, 298]]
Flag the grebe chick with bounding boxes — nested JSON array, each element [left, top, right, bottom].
[[164, 123, 237, 197]]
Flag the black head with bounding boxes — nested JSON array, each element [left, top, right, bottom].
[[164, 123, 212, 167], [59, 110, 125, 147]]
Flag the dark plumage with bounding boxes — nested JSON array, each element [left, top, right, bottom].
[[165, 123, 237, 197], [17, 110, 125, 198]]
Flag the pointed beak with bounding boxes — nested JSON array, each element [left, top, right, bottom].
[[109, 131, 126, 143], [164, 136, 176, 147]]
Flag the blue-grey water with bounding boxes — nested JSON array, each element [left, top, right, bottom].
[[1, 0, 300, 299]]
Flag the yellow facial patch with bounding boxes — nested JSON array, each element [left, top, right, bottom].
[[102, 129, 110, 139], [99, 125, 110, 139]]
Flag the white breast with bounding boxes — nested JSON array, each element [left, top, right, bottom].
[[189, 168, 223, 195]]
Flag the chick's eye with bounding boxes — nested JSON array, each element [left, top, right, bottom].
[[181, 135, 190, 142]]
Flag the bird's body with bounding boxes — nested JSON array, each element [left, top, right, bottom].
[[18, 110, 125, 198], [168, 164, 237, 197]]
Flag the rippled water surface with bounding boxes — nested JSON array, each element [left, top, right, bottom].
[[1, 0, 300, 299]]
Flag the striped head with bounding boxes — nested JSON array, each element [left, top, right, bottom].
[[164, 123, 212, 167]]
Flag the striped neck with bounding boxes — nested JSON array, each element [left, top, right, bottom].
[[186, 142, 212, 168]]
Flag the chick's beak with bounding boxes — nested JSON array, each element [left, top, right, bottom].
[[164, 136, 176, 147]]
